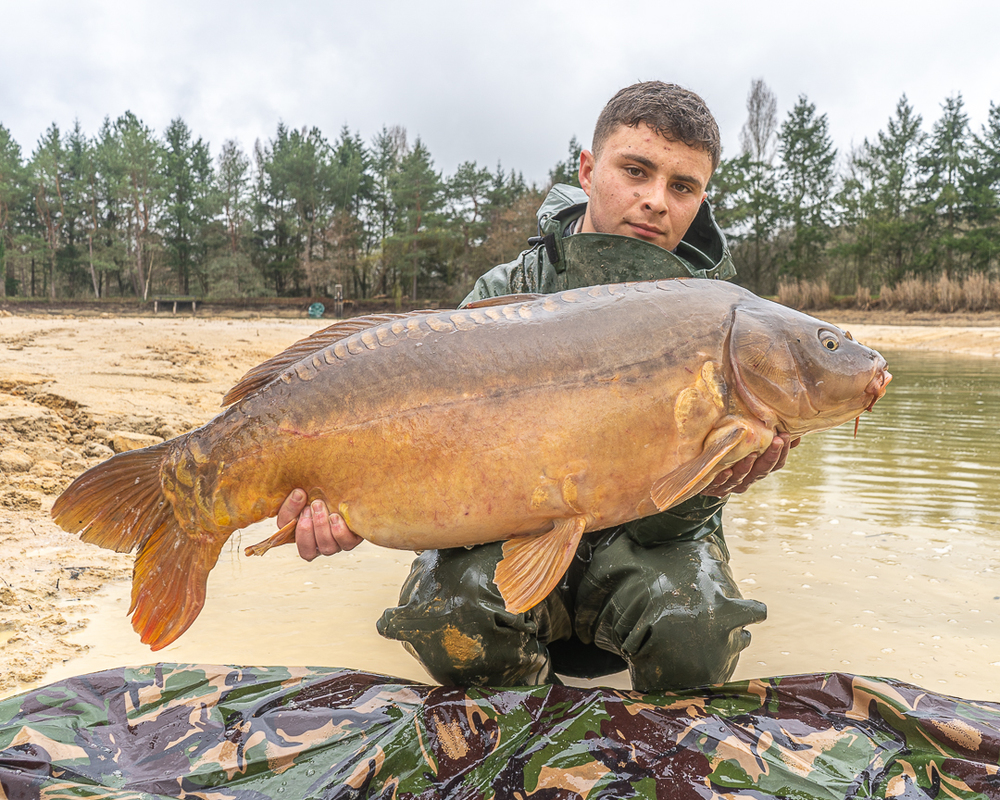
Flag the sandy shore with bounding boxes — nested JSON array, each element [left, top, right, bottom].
[[2, 306, 999, 701]]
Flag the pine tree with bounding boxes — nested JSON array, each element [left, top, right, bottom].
[[836, 95, 926, 289], [366, 125, 406, 257], [964, 102, 1000, 272], [776, 95, 838, 280], [548, 136, 583, 188], [210, 139, 256, 296], [916, 94, 971, 275], [62, 121, 104, 297], [109, 112, 166, 299], [326, 127, 373, 298], [31, 124, 69, 299], [447, 160, 494, 290], [0, 125, 27, 297], [259, 124, 339, 295], [712, 79, 782, 293], [389, 138, 444, 300], [162, 118, 215, 295]]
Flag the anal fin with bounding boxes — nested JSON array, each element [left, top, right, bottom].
[[494, 516, 587, 615], [245, 518, 298, 556]]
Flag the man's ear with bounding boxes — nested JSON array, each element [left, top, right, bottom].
[[578, 149, 595, 196]]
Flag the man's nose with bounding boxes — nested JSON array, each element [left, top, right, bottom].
[[641, 179, 669, 214]]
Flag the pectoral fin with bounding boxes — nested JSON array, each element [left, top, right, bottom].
[[650, 423, 751, 511], [494, 516, 587, 615]]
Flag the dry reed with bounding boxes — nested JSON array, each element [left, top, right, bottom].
[[778, 273, 1000, 312]]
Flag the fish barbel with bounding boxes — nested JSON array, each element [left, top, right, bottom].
[[51, 279, 891, 649]]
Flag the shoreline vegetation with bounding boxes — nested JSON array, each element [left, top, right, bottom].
[[6, 274, 1000, 332], [779, 273, 1000, 314]]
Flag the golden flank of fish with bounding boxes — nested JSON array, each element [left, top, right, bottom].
[[51, 279, 891, 650]]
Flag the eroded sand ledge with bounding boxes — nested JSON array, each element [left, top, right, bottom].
[[1, 309, 998, 699]]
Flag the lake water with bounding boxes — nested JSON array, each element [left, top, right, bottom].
[[727, 348, 1000, 698], [38, 349, 1000, 701], [753, 349, 1000, 532]]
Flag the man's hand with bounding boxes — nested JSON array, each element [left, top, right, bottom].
[[700, 433, 800, 497], [277, 489, 364, 562]]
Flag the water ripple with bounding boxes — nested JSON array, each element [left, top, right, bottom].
[[747, 350, 1000, 534]]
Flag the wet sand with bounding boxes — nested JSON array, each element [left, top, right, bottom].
[[2, 308, 1000, 701]]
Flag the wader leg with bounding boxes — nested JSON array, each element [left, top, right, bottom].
[[377, 543, 573, 687], [576, 532, 767, 692]]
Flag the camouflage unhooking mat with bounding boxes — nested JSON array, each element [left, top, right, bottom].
[[2, 665, 1000, 799]]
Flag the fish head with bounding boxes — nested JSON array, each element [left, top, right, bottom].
[[729, 304, 891, 437]]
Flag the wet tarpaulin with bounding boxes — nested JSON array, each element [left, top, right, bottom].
[[2, 665, 1000, 799]]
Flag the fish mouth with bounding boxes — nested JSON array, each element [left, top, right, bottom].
[[864, 364, 892, 411], [851, 363, 891, 437]]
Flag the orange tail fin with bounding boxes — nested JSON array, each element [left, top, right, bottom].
[[52, 442, 176, 552], [51, 440, 221, 649], [130, 518, 227, 649]]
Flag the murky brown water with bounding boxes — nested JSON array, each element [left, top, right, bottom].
[[40, 350, 1000, 700]]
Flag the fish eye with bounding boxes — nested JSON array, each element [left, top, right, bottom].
[[819, 330, 839, 351]]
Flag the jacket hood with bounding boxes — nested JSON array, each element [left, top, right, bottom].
[[534, 184, 736, 283]]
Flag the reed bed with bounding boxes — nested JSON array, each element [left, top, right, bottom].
[[776, 274, 1000, 312]]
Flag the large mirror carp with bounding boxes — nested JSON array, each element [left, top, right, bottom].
[[52, 279, 891, 650]]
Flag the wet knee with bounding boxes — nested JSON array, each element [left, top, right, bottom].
[[623, 595, 767, 691]]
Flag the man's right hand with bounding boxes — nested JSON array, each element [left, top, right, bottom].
[[277, 489, 364, 562]]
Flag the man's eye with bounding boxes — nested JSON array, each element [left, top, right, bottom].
[[625, 166, 643, 178], [673, 183, 692, 194]]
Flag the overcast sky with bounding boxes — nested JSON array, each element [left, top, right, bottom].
[[3, 0, 999, 186]]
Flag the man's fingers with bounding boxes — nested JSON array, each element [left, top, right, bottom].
[[299, 501, 364, 560], [728, 453, 756, 484], [700, 433, 803, 499], [312, 501, 342, 556], [750, 439, 784, 477], [295, 505, 319, 562], [330, 514, 364, 552], [700, 468, 734, 497], [771, 437, 792, 473], [277, 488, 308, 528]]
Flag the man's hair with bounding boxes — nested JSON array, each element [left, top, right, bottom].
[[592, 81, 721, 172]]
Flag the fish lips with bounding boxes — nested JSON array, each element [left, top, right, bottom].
[[864, 364, 893, 410]]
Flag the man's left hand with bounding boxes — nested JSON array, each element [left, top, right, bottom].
[[700, 433, 800, 497]]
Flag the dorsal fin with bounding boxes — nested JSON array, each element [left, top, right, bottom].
[[464, 293, 544, 309], [221, 310, 442, 406]]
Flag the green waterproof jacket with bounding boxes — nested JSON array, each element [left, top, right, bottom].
[[463, 183, 736, 303], [462, 184, 736, 548]]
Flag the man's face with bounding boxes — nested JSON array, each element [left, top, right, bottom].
[[578, 123, 712, 252]]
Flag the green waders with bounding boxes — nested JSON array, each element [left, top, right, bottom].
[[377, 503, 767, 691], [377, 185, 767, 691]]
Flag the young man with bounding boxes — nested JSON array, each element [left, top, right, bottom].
[[278, 82, 795, 691]]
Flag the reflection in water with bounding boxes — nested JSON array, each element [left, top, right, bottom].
[[755, 350, 1000, 532]]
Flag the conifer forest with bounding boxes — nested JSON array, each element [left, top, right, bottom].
[[1, 80, 999, 310]]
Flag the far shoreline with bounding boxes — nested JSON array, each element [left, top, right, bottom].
[[5, 303, 1000, 359]]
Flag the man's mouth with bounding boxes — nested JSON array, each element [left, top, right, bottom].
[[626, 222, 663, 238]]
